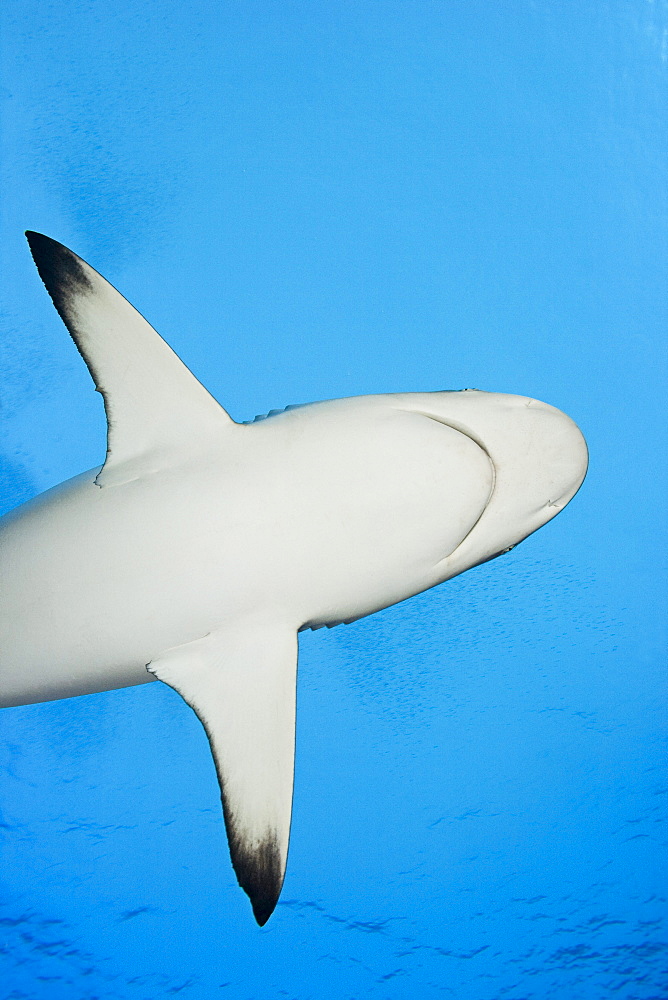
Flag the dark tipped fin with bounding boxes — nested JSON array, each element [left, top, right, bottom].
[[25, 232, 232, 487], [230, 834, 284, 926], [147, 624, 298, 927], [26, 231, 93, 323]]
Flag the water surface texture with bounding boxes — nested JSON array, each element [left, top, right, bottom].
[[1, 3, 666, 998]]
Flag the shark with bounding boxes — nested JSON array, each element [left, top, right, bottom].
[[0, 233, 588, 924]]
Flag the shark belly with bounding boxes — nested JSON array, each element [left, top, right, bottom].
[[0, 405, 493, 706], [0, 468, 239, 706], [245, 404, 495, 627]]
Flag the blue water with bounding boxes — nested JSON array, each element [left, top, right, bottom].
[[1, 2, 666, 997]]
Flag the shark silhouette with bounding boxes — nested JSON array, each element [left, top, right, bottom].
[[0, 233, 588, 924]]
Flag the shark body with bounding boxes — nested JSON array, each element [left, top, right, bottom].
[[0, 234, 588, 924]]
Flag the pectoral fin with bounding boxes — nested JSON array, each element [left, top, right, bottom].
[[147, 622, 298, 926], [26, 232, 233, 487]]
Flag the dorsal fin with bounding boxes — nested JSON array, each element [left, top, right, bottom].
[[26, 232, 233, 487]]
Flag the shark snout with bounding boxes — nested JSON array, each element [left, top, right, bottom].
[[516, 396, 589, 517], [410, 389, 588, 515], [414, 390, 588, 575]]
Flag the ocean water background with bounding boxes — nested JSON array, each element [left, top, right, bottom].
[[0, 2, 666, 998]]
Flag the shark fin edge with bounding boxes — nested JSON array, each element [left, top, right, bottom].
[[26, 231, 95, 329], [147, 622, 298, 926], [225, 827, 284, 926], [26, 232, 234, 488]]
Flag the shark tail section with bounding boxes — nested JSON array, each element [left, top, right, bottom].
[[147, 622, 298, 926]]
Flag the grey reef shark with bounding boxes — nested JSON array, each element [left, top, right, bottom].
[[0, 233, 588, 925]]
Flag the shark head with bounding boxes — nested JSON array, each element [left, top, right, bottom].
[[398, 389, 589, 577]]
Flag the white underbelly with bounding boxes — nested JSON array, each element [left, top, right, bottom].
[[0, 473, 226, 705], [252, 408, 494, 625], [0, 408, 493, 706]]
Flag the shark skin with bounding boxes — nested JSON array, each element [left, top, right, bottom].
[[0, 233, 588, 925]]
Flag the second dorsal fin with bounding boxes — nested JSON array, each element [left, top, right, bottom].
[[26, 232, 234, 487]]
